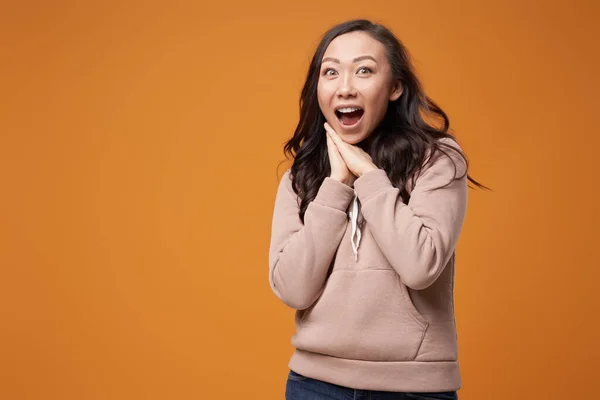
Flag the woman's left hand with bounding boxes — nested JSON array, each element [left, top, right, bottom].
[[324, 122, 379, 177]]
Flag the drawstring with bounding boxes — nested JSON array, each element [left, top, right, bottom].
[[349, 192, 362, 261]]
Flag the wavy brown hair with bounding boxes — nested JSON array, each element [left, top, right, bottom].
[[282, 19, 489, 222]]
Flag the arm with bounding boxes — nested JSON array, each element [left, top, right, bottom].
[[268, 170, 354, 309], [353, 142, 468, 290]]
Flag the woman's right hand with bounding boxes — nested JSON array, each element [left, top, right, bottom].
[[325, 123, 356, 186]]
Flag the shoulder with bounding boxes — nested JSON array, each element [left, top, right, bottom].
[[434, 136, 464, 157], [280, 168, 292, 185], [417, 136, 468, 184], [277, 168, 296, 196]]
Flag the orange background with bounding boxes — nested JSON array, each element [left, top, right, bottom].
[[1, 1, 599, 399]]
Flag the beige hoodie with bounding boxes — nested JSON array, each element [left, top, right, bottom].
[[268, 138, 468, 392]]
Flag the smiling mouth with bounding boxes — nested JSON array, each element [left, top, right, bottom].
[[335, 107, 364, 127]]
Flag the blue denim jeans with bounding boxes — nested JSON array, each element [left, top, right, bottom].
[[285, 370, 458, 400]]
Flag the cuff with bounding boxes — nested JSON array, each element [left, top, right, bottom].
[[313, 177, 355, 211], [353, 168, 394, 203]]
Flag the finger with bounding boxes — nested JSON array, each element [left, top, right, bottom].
[[326, 133, 334, 151], [326, 134, 341, 158], [325, 132, 334, 151], [324, 122, 346, 150], [324, 122, 338, 140]]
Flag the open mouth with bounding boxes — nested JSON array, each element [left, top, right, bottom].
[[335, 107, 364, 127]]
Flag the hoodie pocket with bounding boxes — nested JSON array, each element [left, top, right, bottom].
[[292, 269, 428, 362], [397, 274, 428, 329]]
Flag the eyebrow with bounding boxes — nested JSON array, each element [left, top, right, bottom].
[[321, 55, 378, 64]]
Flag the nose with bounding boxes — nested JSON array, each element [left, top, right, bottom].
[[336, 74, 357, 98]]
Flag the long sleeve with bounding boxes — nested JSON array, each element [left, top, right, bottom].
[[353, 142, 468, 290], [268, 170, 355, 310]]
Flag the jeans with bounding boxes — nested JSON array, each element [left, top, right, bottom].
[[285, 370, 458, 400]]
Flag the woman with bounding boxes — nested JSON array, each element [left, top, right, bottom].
[[268, 19, 487, 400]]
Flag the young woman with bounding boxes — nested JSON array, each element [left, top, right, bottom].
[[269, 19, 487, 400]]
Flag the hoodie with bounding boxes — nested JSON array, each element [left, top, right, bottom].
[[268, 138, 468, 392]]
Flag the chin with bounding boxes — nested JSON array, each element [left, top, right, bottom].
[[339, 136, 363, 145], [337, 129, 371, 145]]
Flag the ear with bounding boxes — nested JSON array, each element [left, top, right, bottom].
[[389, 80, 403, 101]]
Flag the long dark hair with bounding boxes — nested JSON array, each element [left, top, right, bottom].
[[283, 19, 489, 222]]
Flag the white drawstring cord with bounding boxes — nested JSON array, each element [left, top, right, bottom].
[[349, 192, 362, 262]]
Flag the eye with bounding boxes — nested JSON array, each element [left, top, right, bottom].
[[357, 67, 372, 75], [323, 68, 337, 76]]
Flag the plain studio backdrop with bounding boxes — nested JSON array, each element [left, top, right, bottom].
[[1, 1, 598, 399]]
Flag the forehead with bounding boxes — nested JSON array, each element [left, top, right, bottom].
[[322, 31, 386, 62]]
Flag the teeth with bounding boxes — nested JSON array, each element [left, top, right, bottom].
[[337, 107, 362, 113]]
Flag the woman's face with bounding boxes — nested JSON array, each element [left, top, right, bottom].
[[317, 31, 403, 145]]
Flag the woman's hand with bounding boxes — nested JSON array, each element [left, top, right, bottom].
[[326, 124, 356, 186], [324, 122, 378, 178]]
